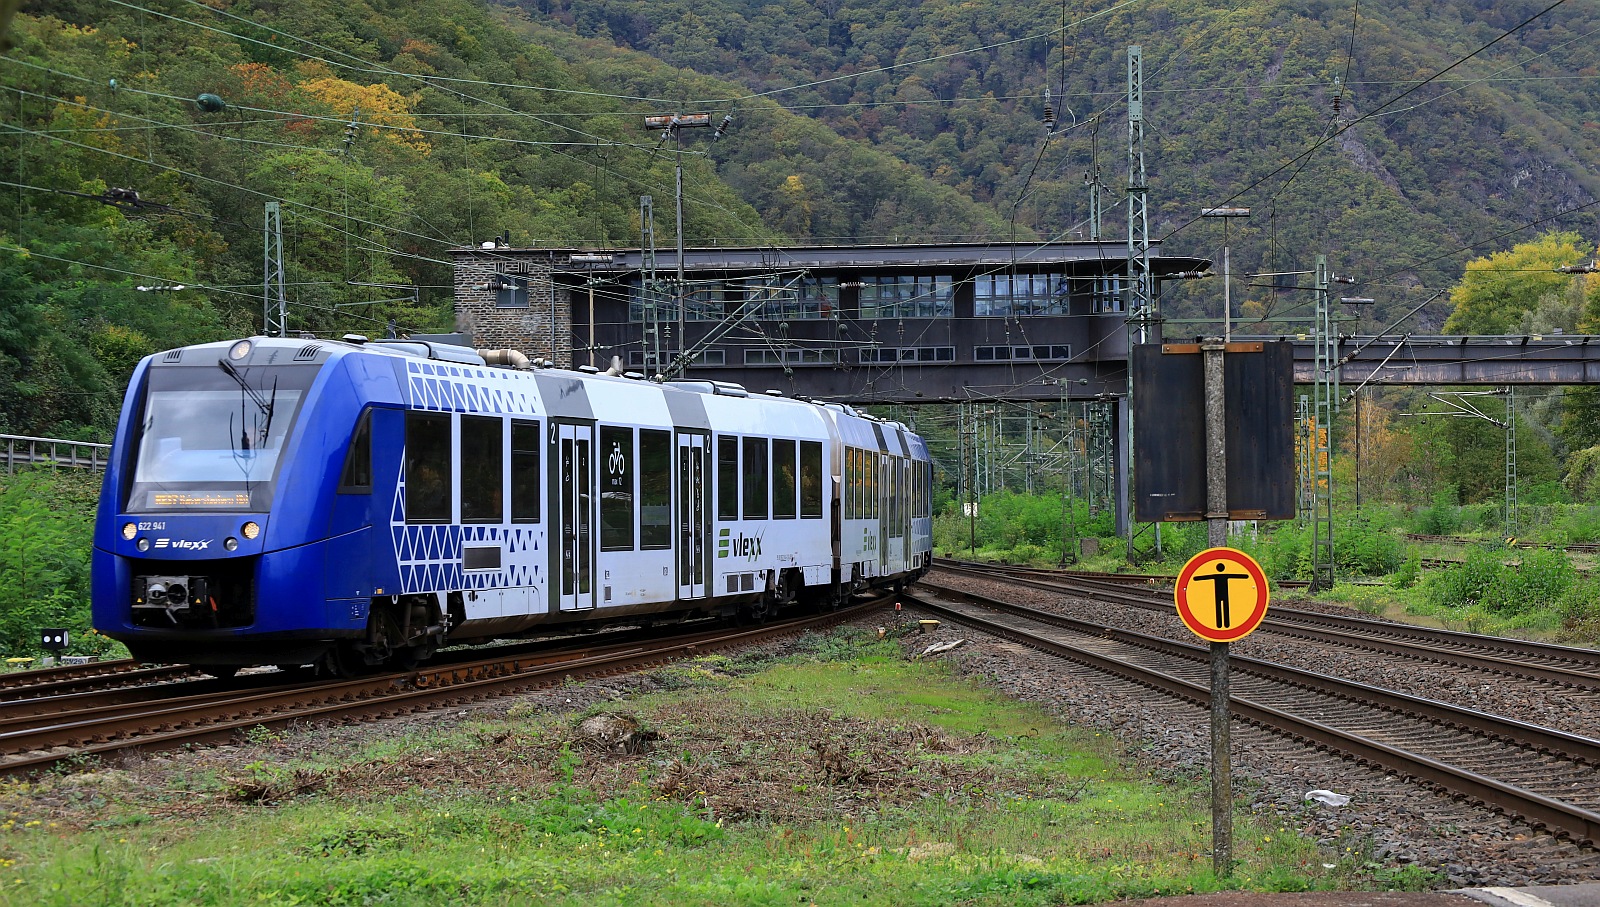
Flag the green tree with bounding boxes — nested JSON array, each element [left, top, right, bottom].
[[1442, 232, 1594, 334]]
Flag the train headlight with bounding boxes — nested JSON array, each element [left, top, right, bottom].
[[224, 537, 238, 551], [228, 340, 252, 360], [136, 538, 150, 552], [241, 521, 260, 540], [122, 522, 138, 540]]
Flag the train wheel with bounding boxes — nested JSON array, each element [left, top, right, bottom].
[[316, 643, 364, 678], [736, 597, 773, 626], [392, 642, 435, 671]]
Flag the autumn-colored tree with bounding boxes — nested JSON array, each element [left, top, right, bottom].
[[1349, 394, 1414, 504], [297, 73, 431, 155]]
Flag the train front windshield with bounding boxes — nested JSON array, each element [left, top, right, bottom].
[[126, 361, 317, 513]]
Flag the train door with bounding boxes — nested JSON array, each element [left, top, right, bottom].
[[677, 432, 710, 599], [554, 422, 596, 612]]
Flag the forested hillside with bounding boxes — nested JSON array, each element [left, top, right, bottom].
[[1, 0, 1007, 439], [526, 0, 1600, 329]]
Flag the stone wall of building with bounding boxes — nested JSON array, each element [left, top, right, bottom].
[[452, 251, 573, 367]]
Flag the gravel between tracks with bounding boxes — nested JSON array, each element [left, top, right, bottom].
[[905, 577, 1600, 888]]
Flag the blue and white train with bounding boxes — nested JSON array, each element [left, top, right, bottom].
[[91, 336, 933, 674]]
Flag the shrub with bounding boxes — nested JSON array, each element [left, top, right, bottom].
[[1419, 547, 1575, 617], [1558, 507, 1600, 544], [1420, 548, 1508, 613], [1556, 579, 1600, 642], [1337, 517, 1405, 576], [1390, 551, 1422, 589], [1413, 487, 1462, 535], [1499, 549, 1576, 615], [0, 469, 112, 656]]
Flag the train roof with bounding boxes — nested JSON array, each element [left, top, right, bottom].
[[148, 336, 923, 445]]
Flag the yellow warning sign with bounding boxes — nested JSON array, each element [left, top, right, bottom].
[[1174, 547, 1270, 643]]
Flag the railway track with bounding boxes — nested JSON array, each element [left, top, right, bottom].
[[930, 560, 1600, 690], [0, 599, 885, 776], [1405, 533, 1600, 555], [0, 659, 200, 700], [905, 583, 1600, 846]]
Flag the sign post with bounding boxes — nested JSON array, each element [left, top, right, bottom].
[[1175, 546, 1270, 878], [1136, 335, 1288, 878], [1203, 336, 1230, 876]]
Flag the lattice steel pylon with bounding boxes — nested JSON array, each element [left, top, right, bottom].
[[1124, 44, 1152, 555], [639, 196, 665, 376], [1311, 255, 1337, 591], [1087, 401, 1116, 517], [263, 201, 287, 337], [1296, 394, 1313, 523], [1504, 386, 1518, 533]]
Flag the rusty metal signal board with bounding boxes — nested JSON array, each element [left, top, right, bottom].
[[1132, 341, 1294, 522]]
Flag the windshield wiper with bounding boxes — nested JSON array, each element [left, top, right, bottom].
[[219, 359, 273, 421]]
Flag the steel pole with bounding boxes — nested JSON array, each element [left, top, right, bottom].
[[1222, 245, 1231, 342], [674, 133, 686, 366]]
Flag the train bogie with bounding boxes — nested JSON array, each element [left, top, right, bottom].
[[92, 337, 932, 671]]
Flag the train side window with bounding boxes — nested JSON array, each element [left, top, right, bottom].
[[800, 441, 823, 519], [337, 409, 372, 493], [460, 416, 504, 523], [743, 437, 769, 519], [404, 412, 452, 523], [600, 426, 635, 551], [916, 461, 924, 519], [851, 448, 861, 519], [843, 448, 852, 519], [898, 459, 906, 528], [852, 449, 862, 520], [885, 456, 893, 527], [639, 429, 671, 549], [872, 455, 881, 519], [772, 439, 797, 519], [511, 420, 540, 522], [851, 447, 864, 518], [717, 435, 739, 520], [889, 457, 898, 529]]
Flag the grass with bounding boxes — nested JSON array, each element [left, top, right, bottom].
[[0, 630, 1398, 906]]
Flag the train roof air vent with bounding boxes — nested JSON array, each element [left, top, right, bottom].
[[295, 344, 323, 361], [162, 349, 183, 363]]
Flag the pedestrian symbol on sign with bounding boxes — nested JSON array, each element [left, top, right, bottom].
[[1174, 548, 1270, 642]]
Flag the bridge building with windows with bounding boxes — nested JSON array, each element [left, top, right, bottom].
[[449, 241, 1209, 404]]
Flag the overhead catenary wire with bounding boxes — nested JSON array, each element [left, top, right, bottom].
[[1166, 0, 1574, 245], [20, 6, 774, 245]]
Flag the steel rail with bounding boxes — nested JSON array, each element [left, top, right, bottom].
[[0, 660, 193, 698], [919, 579, 1600, 763], [0, 617, 748, 720], [0, 598, 884, 776], [932, 562, 1600, 685], [906, 588, 1600, 845], [0, 618, 810, 736]]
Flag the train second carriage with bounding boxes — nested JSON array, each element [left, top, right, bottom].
[[91, 336, 933, 673]]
